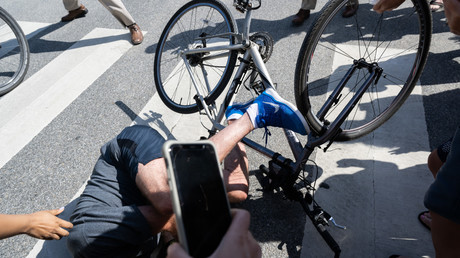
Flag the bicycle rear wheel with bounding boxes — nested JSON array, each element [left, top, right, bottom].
[[295, 0, 431, 141], [0, 7, 30, 96], [154, 0, 238, 114]]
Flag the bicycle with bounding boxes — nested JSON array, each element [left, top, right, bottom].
[[154, 0, 431, 256], [0, 6, 30, 96]]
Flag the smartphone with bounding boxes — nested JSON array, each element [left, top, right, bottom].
[[162, 140, 232, 258]]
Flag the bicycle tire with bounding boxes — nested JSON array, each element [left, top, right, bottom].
[[154, 0, 238, 114], [295, 0, 431, 141], [0, 7, 30, 96]]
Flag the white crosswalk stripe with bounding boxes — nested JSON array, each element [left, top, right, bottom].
[[0, 28, 134, 169]]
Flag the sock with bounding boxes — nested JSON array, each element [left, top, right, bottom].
[[245, 103, 259, 129]]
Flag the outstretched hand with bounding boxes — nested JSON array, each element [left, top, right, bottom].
[[372, 0, 460, 35], [0, 207, 73, 240], [25, 207, 74, 240]]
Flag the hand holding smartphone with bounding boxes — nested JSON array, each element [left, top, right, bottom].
[[163, 141, 232, 258]]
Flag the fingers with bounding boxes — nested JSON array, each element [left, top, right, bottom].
[[41, 226, 71, 240], [58, 218, 74, 229], [229, 209, 251, 232], [228, 209, 261, 258], [56, 226, 71, 237], [49, 233, 62, 241], [48, 207, 73, 229], [247, 231, 262, 258]]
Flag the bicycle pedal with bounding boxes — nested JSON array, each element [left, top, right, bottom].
[[250, 80, 265, 93]]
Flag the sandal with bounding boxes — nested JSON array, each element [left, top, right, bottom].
[[429, 0, 444, 12], [418, 210, 432, 231]]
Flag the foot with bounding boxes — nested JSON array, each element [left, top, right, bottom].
[[342, 3, 358, 18], [128, 23, 143, 45], [292, 9, 310, 26], [246, 88, 309, 135], [61, 4, 88, 22]]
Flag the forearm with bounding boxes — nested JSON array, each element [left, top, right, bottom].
[[0, 214, 29, 240]]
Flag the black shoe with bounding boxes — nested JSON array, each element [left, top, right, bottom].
[[292, 9, 310, 26], [61, 4, 88, 22], [342, 3, 358, 18]]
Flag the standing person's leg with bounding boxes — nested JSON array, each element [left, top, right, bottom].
[[419, 137, 453, 230], [428, 138, 452, 178], [292, 0, 316, 26], [63, 0, 81, 11], [61, 0, 88, 22], [98, 0, 135, 27], [424, 126, 460, 257], [430, 211, 460, 257], [301, 0, 317, 9], [98, 0, 143, 44]]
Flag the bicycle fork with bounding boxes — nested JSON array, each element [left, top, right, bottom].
[[314, 58, 384, 144]]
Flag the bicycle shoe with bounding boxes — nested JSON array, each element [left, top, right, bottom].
[[247, 88, 309, 135]]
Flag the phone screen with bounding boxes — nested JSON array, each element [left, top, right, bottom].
[[169, 143, 231, 258]]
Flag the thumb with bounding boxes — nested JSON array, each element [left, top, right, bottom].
[[167, 243, 190, 258]]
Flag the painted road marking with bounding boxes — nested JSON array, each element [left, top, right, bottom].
[[0, 28, 134, 169]]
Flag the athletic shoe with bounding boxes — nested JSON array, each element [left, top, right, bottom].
[[225, 100, 253, 121], [247, 88, 309, 135]]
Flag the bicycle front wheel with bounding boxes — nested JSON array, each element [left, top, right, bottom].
[[0, 7, 30, 96], [154, 0, 238, 114], [295, 0, 431, 141]]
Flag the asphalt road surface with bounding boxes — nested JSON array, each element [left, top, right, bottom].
[[0, 0, 459, 257]]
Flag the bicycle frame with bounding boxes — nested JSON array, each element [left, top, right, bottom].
[[175, 1, 387, 256], [179, 3, 381, 179]]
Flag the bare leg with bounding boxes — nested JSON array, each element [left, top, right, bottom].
[[224, 143, 249, 203], [223, 119, 249, 203], [430, 211, 460, 257], [427, 148, 443, 178], [210, 113, 254, 162]]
